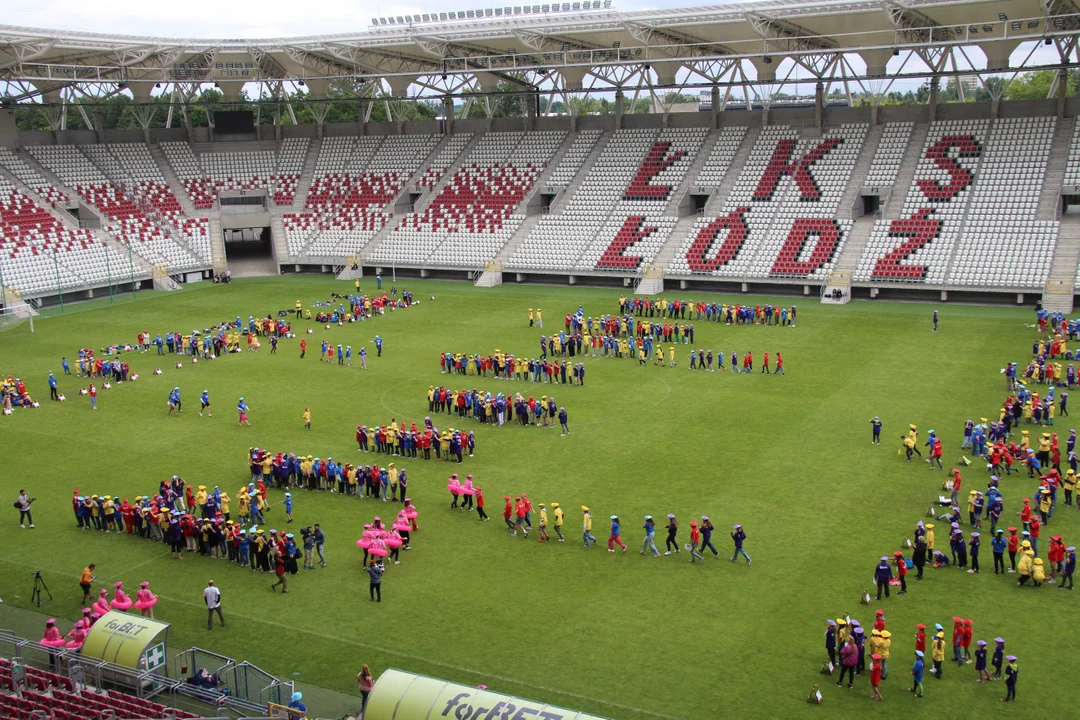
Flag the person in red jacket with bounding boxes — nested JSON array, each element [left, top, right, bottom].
[[962, 619, 974, 663], [120, 499, 135, 535], [299, 338, 307, 359], [951, 618, 965, 665], [1048, 535, 1066, 582], [893, 551, 908, 595], [1007, 527, 1020, 572], [870, 653, 883, 701], [503, 496, 514, 531], [1018, 498, 1032, 530], [761, 351, 770, 374], [914, 624, 927, 655], [475, 488, 488, 521]]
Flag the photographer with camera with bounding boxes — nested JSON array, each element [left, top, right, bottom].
[[15, 490, 35, 528]]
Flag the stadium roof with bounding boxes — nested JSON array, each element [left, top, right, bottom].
[[1, 0, 1078, 104]]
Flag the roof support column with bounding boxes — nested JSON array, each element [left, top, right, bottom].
[[814, 81, 824, 130], [615, 90, 624, 130], [711, 85, 720, 129], [928, 77, 939, 122], [1058, 68, 1068, 118], [442, 96, 454, 134]]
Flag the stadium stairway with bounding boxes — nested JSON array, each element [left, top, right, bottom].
[[494, 214, 541, 267], [271, 214, 291, 263], [1039, 117, 1073, 220], [703, 126, 760, 215], [651, 215, 699, 275], [882, 123, 929, 219], [839, 124, 883, 219], [1044, 212, 1080, 312], [210, 215, 225, 261], [548, 131, 613, 214], [150, 143, 199, 216], [290, 138, 321, 210], [820, 215, 874, 303], [663, 130, 722, 216]]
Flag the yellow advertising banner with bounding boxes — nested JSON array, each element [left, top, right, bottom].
[[365, 669, 609, 720], [80, 611, 170, 670]]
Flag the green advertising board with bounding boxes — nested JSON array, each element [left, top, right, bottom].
[[365, 668, 610, 720], [80, 610, 170, 673]]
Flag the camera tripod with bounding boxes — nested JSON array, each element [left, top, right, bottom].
[[30, 570, 52, 607]]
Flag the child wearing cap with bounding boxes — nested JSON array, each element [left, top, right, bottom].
[[283, 493, 293, 523], [641, 516, 659, 557], [992, 529, 1007, 574], [688, 522, 703, 563], [975, 640, 990, 682], [893, 552, 907, 594], [931, 630, 946, 679], [663, 514, 679, 555], [869, 653, 883, 701], [968, 532, 981, 574], [582, 506, 596, 547], [992, 638, 1005, 679], [730, 524, 750, 564], [961, 619, 973, 663], [910, 650, 925, 697], [951, 618, 964, 665], [699, 517, 718, 558], [825, 620, 837, 667], [607, 515, 627, 553], [1003, 655, 1019, 702]]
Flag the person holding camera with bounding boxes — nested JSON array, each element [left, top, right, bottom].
[[15, 490, 35, 528]]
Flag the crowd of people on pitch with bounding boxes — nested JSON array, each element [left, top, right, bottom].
[[2, 374, 38, 412], [440, 352, 585, 385], [355, 421, 475, 460], [428, 388, 569, 432], [615, 296, 797, 326], [823, 611, 1018, 701], [67, 480, 326, 591]]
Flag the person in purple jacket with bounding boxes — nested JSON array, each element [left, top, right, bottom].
[[730, 524, 751, 564], [875, 555, 893, 600]]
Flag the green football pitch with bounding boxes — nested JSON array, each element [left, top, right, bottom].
[[0, 276, 1071, 719]]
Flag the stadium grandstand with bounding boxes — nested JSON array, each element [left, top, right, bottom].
[[1, 0, 1080, 313]]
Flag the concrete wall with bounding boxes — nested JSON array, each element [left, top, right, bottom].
[[0, 109, 17, 147]]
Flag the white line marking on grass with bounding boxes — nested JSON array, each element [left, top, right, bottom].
[[0, 558, 678, 720]]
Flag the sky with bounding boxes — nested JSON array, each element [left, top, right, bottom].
[[0, 0, 722, 38]]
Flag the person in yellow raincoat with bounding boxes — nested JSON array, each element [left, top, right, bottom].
[[195, 485, 209, 513], [1033, 556, 1047, 586], [925, 524, 936, 556], [931, 631, 946, 678], [1016, 547, 1034, 586]]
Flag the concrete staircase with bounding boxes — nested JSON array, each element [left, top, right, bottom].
[[270, 214, 291, 266], [1039, 117, 1073, 220], [821, 216, 875, 304], [548, 130, 612, 214], [290, 138, 321, 210], [0, 164, 83, 232], [883, 123, 929, 219], [652, 215, 698, 270], [210, 215, 225, 260], [1042, 210, 1080, 312], [663, 130, 721, 216], [838, 124, 883, 219], [496, 214, 541, 264], [149, 143, 200, 216], [704, 126, 760, 215]]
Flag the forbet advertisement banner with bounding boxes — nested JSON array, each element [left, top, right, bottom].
[[365, 668, 609, 720], [80, 611, 170, 671]]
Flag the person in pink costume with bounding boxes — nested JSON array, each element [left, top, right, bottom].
[[41, 619, 66, 647], [65, 623, 87, 650], [134, 581, 158, 618], [368, 537, 388, 558], [447, 474, 462, 508], [458, 475, 476, 512], [404, 499, 419, 531], [111, 581, 133, 610], [92, 589, 111, 616], [371, 516, 384, 531], [385, 530, 404, 565]]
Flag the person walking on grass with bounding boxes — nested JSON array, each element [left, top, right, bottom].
[[80, 564, 96, 604], [204, 580, 225, 630], [664, 514, 679, 555], [200, 389, 211, 417], [367, 560, 384, 602], [16, 490, 35, 528], [582, 506, 597, 547], [910, 650, 925, 698], [270, 547, 288, 594], [303, 408, 311, 431], [607, 515, 627, 552], [237, 397, 251, 426], [641, 516, 660, 557], [731, 524, 751, 564], [688, 521, 704, 563], [700, 517, 719, 558]]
